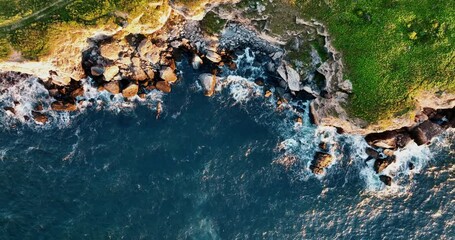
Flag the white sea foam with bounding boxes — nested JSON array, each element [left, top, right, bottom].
[[0, 77, 165, 129]]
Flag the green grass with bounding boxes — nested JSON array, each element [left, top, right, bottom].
[[294, 0, 454, 122], [200, 11, 227, 35]]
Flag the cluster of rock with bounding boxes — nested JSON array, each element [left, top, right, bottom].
[[310, 142, 334, 175], [364, 107, 455, 185]]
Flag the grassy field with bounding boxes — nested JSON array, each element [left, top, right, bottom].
[[294, 0, 454, 122]]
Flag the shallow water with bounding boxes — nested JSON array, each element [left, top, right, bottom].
[[0, 52, 454, 239]]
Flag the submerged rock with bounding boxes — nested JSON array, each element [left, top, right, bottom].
[[379, 175, 392, 186]]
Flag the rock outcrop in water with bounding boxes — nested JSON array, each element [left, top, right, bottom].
[[364, 106, 455, 185]]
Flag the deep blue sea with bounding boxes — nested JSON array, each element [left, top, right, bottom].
[[0, 50, 454, 239]]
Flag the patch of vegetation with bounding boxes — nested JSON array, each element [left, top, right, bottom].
[[0, 37, 11, 59], [8, 23, 50, 60], [201, 11, 227, 35], [293, 0, 454, 122]]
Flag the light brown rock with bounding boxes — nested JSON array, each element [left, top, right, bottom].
[[104, 81, 121, 94], [51, 101, 78, 111], [160, 67, 177, 83], [156, 81, 171, 93], [100, 43, 122, 60], [122, 84, 139, 98], [104, 65, 119, 81]]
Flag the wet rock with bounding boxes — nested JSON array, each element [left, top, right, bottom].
[[122, 83, 139, 98], [104, 81, 120, 94], [32, 111, 48, 124], [206, 50, 222, 63], [104, 65, 119, 81], [199, 74, 218, 97], [408, 162, 415, 170], [365, 147, 380, 159], [422, 107, 437, 119], [254, 78, 265, 86], [3, 107, 15, 115], [410, 120, 444, 145], [318, 142, 328, 151], [374, 155, 396, 173], [379, 175, 392, 186], [34, 103, 44, 111], [192, 55, 203, 70], [160, 67, 178, 83], [70, 87, 84, 98], [310, 152, 333, 174], [51, 101, 77, 111], [156, 81, 171, 93], [365, 130, 412, 149], [277, 62, 302, 92], [91, 65, 105, 77]]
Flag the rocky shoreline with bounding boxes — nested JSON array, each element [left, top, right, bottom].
[[0, 6, 454, 187]]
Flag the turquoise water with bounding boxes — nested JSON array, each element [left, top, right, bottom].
[[0, 53, 454, 239]]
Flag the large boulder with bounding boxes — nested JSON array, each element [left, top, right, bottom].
[[104, 81, 120, 94], [104, 65, 119, 81], [160, 67, 178, 83], [156, 81, 171, 93], [51, 101, 77, 111], [410, 120, 444, 145], [310, 152, 333, 174], [122, 84, 139, 98], [199, 74, 219, 97], [100, 42, 122, 60], [277, 62, 302, 92]]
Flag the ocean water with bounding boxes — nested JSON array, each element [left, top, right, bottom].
[[0, 50, 454, 239]]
